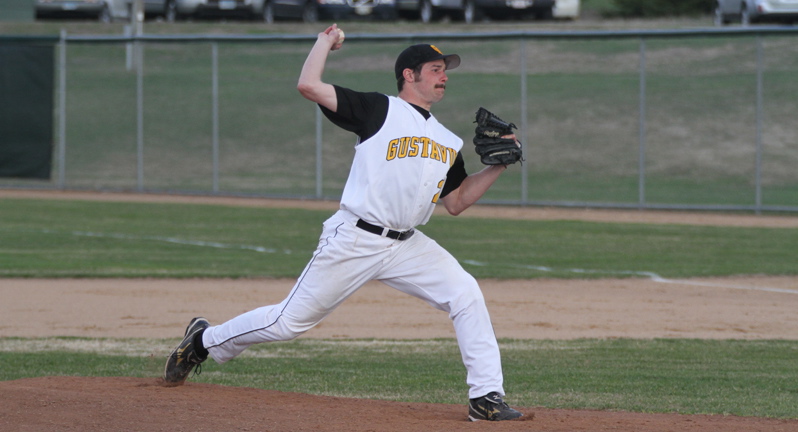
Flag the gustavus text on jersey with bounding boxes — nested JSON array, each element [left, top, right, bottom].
[[386, 136, 457, 166]]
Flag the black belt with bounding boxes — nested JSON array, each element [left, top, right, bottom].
[[356, 219, 415, 241]]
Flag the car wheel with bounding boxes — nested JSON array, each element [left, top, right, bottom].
[[302, 1, 319, 22], [262, 0, 274, 23], [98, 4, 112, 23], [420, 0, 434, 23]]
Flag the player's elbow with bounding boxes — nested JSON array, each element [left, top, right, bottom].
[[297, 81, 336, 111], [441, 196, 466, 216], [445, 202, 464, 216], [296, 81, 315, 100], [296, 75, 323, 100], [447, 208, 464, 216]]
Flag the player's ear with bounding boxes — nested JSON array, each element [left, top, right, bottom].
[[402, 68, 416, 83]]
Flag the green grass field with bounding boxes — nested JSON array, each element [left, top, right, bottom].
[[1, 197, 797, 418], [1, 337, 797, 418], [2, 198, 797, 278]]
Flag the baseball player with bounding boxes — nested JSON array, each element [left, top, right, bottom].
[[164, 24, 524, 422]]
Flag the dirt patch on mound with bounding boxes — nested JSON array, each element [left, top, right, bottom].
[[2, 376, 797, 432]]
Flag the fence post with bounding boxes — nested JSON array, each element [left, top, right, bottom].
[[637, 37, 647, 210], [57, 29, 67, 189], [519, 38, 528, 204], [135, 38, 144, 192], [212, 42, 220, 194], [125, 25, 133, 71], [755, 35, 764, 214]]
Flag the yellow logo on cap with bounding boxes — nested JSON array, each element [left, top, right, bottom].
[[430, 45, 443, 55]]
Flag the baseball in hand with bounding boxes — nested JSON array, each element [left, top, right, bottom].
[[332, 28, 345, 51]]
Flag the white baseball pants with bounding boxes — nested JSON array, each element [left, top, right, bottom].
[[202, 209, 505, 399]]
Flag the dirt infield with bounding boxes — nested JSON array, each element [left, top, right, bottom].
[[4, 276, 798, 341], [2, 190, 798, 431]]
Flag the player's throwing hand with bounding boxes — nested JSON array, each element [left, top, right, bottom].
[[323, 24, 345, 51]]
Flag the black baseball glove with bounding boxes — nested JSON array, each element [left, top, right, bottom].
[[473, 107, 523, 166]]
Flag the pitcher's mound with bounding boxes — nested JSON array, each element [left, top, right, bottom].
[[1, 376, 795, 431]]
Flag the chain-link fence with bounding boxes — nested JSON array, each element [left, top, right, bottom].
[[3, 27, 798, 212]]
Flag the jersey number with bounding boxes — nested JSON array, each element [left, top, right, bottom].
[[431, 179, 446, 204]]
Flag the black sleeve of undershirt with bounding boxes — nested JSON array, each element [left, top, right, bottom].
[[319, 85, 388, 143], [440, 152, 467, 199]]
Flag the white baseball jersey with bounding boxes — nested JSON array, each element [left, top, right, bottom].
[[340, 95, 462, 231]]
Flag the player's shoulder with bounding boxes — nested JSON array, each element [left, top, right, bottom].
[[335, 85, 386, 103]]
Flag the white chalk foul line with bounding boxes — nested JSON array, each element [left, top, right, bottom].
[[461, 260, 798, 295], [651, 277, 798, 294], [18, 230, 798, 294], [35, 229, 293, 255]]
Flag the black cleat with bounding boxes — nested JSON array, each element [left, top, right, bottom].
[[163, 317, 210, 386], [468, 392, 523, 421]]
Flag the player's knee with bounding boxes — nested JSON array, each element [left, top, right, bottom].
[[277, 318, 317, 341], [449, 286, 487, 317]]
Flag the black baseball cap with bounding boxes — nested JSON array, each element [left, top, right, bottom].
[[394, 44, 461, 81]]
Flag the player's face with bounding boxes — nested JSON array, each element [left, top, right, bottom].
[[415, 60, 448, 104]]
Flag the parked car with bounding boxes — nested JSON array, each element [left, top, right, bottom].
[[160, 0, 392, 22], [395, 0, 553, 23], [35, 0, 114, 22], [119, 0, 170, 20], [139, 0, 170, 18], [262, 0, 396, 22], [395, 0, 466, 23], [302, 0, 397, 21], [164, 0, 260, 20], [471, 0, 555, 21], [714, 0, 798, 25]]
